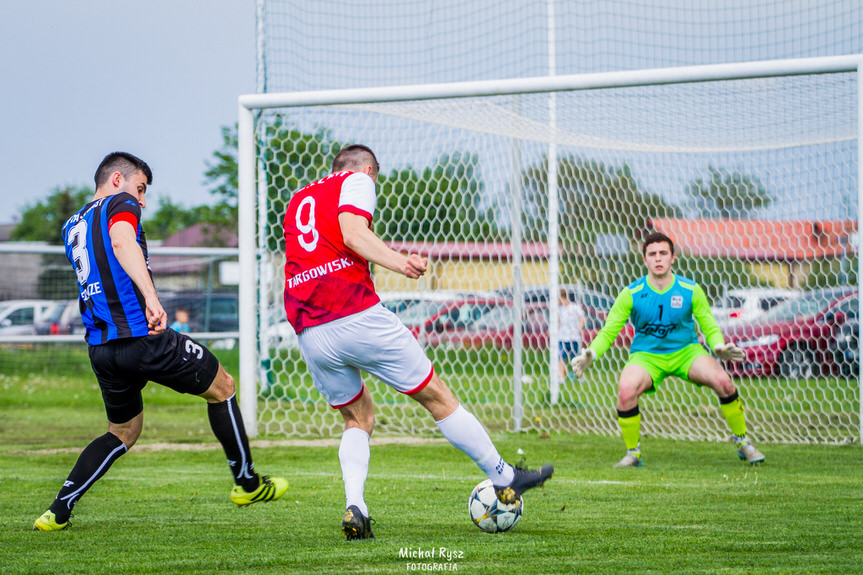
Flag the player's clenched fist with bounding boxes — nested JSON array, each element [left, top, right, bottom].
[[404, 253, 427, 279]]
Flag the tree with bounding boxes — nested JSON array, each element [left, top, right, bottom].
[[685, 165, 773, 218], [521, 155, 679, 244], [145, 196, 205, 240], [258, 122, 341, 251], [204, 125, 240, 205], [376, 150, 501, 242], [11, 185, 92, 244], [519, 154, 680, 290]]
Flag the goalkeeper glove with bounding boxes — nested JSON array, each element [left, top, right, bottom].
[[713, 342, 745, 362], [571, 348, 596, 378]]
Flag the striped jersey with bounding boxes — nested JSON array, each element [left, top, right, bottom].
[[283, 171, 381, 333], [61, 192, 152, 345], [588, 274, 724, 357]]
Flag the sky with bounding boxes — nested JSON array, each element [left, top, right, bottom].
[[0, 0, 256, 225]]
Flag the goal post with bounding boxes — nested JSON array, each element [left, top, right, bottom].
[[239, 55, 863, 444]]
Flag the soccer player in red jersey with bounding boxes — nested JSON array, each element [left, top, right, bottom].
[[283, 145, 553, 540]]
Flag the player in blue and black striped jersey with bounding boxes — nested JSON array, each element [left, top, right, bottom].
[[34, 152, 287, 532], [572, 232, 766, 468]]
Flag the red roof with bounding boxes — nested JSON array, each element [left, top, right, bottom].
[[649, 218, 857, 261]]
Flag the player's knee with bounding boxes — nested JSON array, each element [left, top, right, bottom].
[[715, 374, 735, 398], [109, 421, 142, 449], [205, 367, 236, 402], [617, 387, 639, 408]]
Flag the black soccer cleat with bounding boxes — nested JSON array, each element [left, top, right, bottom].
[[341, 505, 375, 540], [494, 463, 554, 504]]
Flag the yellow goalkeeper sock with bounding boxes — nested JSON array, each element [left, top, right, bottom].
[[617, 406, 641, 451], [719, 391, 747, 437]]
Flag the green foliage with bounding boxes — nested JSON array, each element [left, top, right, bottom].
[[11, 185, 92, 244], [203, 124, 240, 205], [522, 155, 680, 247], [144, 196, 206, 240], [259, 121, 340, 251], [685, 165, 773, 218], [256, 118, 503, 250], [377, 151, 502, 242]]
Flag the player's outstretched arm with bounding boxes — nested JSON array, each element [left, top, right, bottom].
[[339, 212, 427, 279]]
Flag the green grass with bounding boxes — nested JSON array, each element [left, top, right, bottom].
[[2, 370, 863, 574]]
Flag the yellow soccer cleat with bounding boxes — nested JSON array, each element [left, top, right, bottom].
[[230, 475, 289, 506], [494, 463, 554, 505], [341, 505, 375, 540], [33, 510, 69, 532]]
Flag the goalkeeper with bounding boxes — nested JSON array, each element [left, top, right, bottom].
[[572, 232, 765, 467]]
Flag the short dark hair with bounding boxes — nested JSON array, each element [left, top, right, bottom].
[[94, 152, 153, 188], [332, 144, 379, 178], [642, 232, 675, 256]]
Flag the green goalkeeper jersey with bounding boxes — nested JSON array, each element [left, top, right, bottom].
[[588, 274, 725, 358]]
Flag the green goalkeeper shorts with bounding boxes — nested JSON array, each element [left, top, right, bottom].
[[626, 343, 710, 392]]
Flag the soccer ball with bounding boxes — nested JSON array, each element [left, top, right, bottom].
[[468, 479, 523, 533]]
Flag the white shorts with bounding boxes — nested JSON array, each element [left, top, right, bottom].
[[297, 304, 434, 408]]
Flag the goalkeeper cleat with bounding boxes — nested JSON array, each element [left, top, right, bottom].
[[230, 475, 289, 506], [613, 451, 643, 468], [33, 510, 69, 532], [342, 505, 375, 540], [494, 463, 554, 504], [735, 439, 765, 465]]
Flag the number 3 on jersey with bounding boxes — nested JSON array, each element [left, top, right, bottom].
[[296, 196, 319, 252], [67, 219, 90, 285]]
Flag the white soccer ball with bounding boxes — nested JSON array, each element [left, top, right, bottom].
[[468, 479, 523, 533]]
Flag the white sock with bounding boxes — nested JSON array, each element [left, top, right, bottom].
[[339, 427, 370, 516], [435, 405, 514, 487]]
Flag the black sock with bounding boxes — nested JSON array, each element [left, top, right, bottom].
[[49, 432, 127, 523], [207, 394, 259, 491]]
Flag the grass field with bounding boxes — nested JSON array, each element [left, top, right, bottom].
[[2, 360, 862, 574]]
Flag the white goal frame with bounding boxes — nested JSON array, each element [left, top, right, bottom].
[[238, 55, 863, 440]]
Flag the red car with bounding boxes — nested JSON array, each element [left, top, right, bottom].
[[723, 287, 857, 378], [419, 298, 630, 350], [419, 298, 538, 348]]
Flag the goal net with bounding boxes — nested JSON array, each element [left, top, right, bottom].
[[240, 57, 861, 444]]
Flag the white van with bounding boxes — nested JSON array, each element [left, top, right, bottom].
[[0, 299, 57, 335]]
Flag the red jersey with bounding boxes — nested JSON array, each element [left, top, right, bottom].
[[283, 171, 380, 333]]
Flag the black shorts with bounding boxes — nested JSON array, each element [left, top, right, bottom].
[[88, 329, 220, 423]]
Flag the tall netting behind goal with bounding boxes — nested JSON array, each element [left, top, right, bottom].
[[242, 59, 861, 444], [256, 0, 863, 92]]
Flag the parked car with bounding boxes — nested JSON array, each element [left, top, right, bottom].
[[379, 290, 495, 319], [34, 300, 84, 335], [723, 287, 857, 378], [422, 298, 548, 349], [0, 299, 57, 335], [160, 290, 239, 332], [830, 316, 858, 376], [711, 287, 801, 326], [420, 297, 629, 350]]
